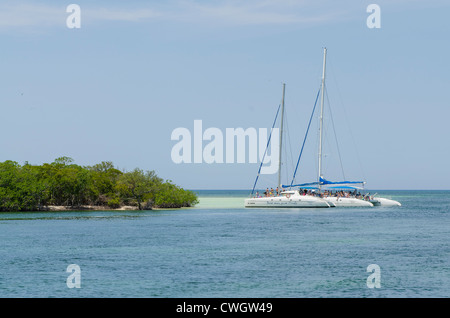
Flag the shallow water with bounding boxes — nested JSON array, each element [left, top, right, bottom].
[[0, 190, 448, 297]]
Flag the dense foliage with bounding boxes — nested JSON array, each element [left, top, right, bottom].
[[0, 157, 198, 211]]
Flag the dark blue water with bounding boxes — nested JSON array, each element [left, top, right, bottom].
[[0, 190, 448, 297]]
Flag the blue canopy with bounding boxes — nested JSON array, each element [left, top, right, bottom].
[[320, 177, 365, 185], [282, 177, 365, 189], [323, 186, 363, 190]]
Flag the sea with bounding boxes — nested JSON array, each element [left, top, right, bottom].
[[0, 190, 448, 298]]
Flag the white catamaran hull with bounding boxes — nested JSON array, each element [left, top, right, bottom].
[[370, 197, 402, 207], [245, 194, 333, 208], [324, 196, 373, 207]]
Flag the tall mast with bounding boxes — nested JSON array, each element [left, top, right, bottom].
[[318, 47, 327, 192], [278, 83, 286, 189]]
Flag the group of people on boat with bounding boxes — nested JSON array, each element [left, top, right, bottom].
[[256, 187, 281, 197], [317, 189, 374, 201], [253, 187, 374, 201]]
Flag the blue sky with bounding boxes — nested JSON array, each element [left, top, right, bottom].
[[1, 0, 449, 190]]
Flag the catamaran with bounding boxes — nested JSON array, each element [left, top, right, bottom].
[[245, 48, 401, 208]]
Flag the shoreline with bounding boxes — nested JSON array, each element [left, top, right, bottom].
[[44, 205, 141, 211], [0, 205, 196, 212]]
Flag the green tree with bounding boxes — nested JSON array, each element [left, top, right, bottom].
[[153, 181, 198, 208], [118, 169, 162, 210], [88, 161, 123, 206]]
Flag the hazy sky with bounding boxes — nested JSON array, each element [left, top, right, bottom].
[[1, 0, 449, 190]]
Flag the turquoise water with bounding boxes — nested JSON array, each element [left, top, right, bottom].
[[0, 190, 448, 298]]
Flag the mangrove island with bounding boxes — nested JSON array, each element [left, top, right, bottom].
[[0, 157, 198, 212]]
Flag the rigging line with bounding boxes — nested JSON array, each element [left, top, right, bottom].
[[289, 87, 321, 188], [250, 103, 281, 196], [329, 59, 367, 182], [325, 85, 346, 180]]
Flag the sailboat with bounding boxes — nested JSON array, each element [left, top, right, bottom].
[[285, 48, 400, 207], [292, 47, 373, 207], [245, 48, 401, 208]]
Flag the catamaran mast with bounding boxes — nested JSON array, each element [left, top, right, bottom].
[[318, 47, 327, 192], [278, 83, 285, 189]]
